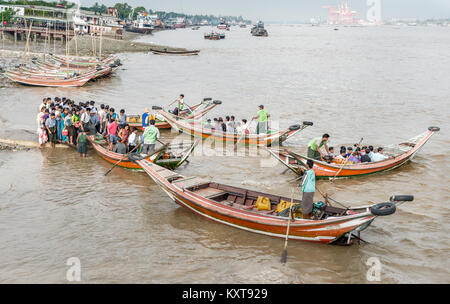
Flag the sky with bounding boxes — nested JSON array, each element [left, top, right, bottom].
[[79, 0, 450, 23]]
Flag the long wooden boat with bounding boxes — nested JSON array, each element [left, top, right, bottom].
[[87, 135, 198, 171], [127, 98, 221, 131], [5, 70, 93, 87], [268, 127, 440, 179], [150, 48, 200, 56], [156, 109, 312, 146], [5, 65, 111, 87], [136, 159, 414, 244], [48, 54, 119, 67]]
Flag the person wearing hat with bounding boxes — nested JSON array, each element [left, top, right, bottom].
[[252, 105, 270, 134], [142, 108, 150, 128]]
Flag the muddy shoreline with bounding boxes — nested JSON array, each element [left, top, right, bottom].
[[0, 29, 187, 59]]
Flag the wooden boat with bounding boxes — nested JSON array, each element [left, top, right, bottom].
[[135, 159, 414, 244], [150, 48, 200, 56], [87, 135, 198, 171], [48, 54, 120, 68], [4, 70, 93, 87], [127, 98, 221, 131], [267, 127, 440, 178], [204, 32, 221, 40], [155, 109, 312, 146], [5, 65, 111, 87]]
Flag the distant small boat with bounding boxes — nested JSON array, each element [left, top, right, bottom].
[[204, 32, 222, 40], [150, 48, 200, 56], [251, 21, 268, 37], [191, 26, 200, 30]]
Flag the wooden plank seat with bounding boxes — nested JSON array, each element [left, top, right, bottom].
[[173, 177, 209, 189]]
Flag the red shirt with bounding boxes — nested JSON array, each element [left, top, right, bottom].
[[108, 121, 118, 135]]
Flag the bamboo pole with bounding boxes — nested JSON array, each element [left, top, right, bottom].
[[22, 19, 33, 64], [65, 20, 69, 68], [43, 23, 48, 60], [99, 17, 103, 59], [53, 21, 56, 54], [73, 25, 78, 57]]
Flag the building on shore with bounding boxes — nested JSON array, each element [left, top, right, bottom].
[[0, 4, 123, 39]]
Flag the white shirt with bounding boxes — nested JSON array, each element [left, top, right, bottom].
[[371, 152, 388, 162], [80, 112, 90, 123], [128, 132, 137, 145]]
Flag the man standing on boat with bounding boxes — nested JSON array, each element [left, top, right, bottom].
[[172, 94, 185, 116], [252, 105, 270, 134], [142, 108, 150, 128], [142, 119, 160, 155], [299, 159, 315, 219], [307, 134, 330, 160]]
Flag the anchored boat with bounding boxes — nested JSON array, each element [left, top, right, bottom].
[[267, 127, 440, 178], [150, 48, 200, 56], [136, 159, 414, 245]]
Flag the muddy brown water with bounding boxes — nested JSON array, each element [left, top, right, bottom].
[[0, 25, 449, 283]]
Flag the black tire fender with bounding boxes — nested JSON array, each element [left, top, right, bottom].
[[213, 100, 222, 105], [370, 202, 396, 216], [428, 126, 440, 132], [152, 106, 162, 110], [289, 124, 301, 131], [390, 195, 414, 202], [302, 121, 313, 126], [203, 97, 212, 101]]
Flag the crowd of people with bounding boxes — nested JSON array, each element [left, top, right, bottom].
[[36, 97, 160, 157], [307, 134, 391, 164]]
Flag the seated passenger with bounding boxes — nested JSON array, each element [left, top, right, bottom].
[[204, 119, 214, 129], [361, 149, 371, 162], [348, 152, 360, 164], [327, 146, 336, 158], [333, 147, 347, 163], [368, 145, 375, 161], [371, 147, 389, 162], [360, 146, 367, 155], [113, 139, 128, 154], [344, 146, 353, 158]]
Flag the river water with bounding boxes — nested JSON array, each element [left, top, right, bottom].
[[0, 24, 449, 283]]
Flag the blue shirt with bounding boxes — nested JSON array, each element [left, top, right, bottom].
[[302, 169, 316, 193], [45, 118, 56, 128], [142, 113, 149, 127]]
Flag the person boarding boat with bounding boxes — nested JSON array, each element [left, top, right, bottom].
[[307, 134, 330, 160], [142, 119, 160, 155]]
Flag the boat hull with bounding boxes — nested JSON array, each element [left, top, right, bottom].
[[157, 110, 306, 146], [275, 128, 438, 178], [137, 159, 377, 244]]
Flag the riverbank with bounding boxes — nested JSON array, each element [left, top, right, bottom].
[[0, 29, 188, 59]]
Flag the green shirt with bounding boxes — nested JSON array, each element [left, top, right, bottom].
[[302, 169, 316, 193], [143, 125, 159, 144], [257, 109, 268, 122], [79, 133, 87, 143], [308, 137, 325, 151], [178, 99, 184, 110]]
